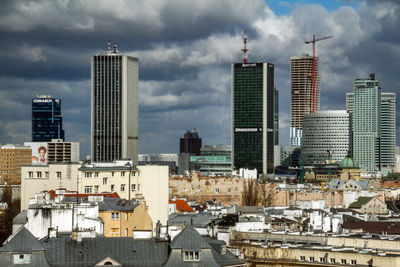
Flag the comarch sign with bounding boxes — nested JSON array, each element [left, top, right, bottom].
[[33, 99, 53, 103]]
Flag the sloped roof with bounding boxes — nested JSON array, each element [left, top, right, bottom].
[[13, 210, 27, 225], [0, 227, 45, 252], [169, 213, 217, 227], [349, 196, 374, 209], [42, 236, 168, 266], [170, 224, 211, 251], [98, 197, 139, 212], [169, 200, 194, 213]]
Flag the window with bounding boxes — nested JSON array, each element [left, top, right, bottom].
[[103, 178, 108, 185], [84, 172, 92, 178], [111, 172, 114, 177], [125, 228, 128, 236], [131, 184, 136, 191], [182, 251, 200, 261], [330, 258, 336, 263], [137, 184, 140, 191], [111, 213, 119, 220], [45, 172, 49, 178], [351, 260, 357, 265], [84, 186, 92, 194], [228, 188, 231, 193], [36, 171, 42, 178], [121, 184, 125, 192], [215, 188, 219, 194], [320, 257, 326, 263], [13, 254, 31, 264], [94, 186, 99, 193], [121, 172, 125, 176], [111, 228, 119, 237], [299, 256, 305, 261], [28, 172, 33, 178], [111, 185, 115, 192], [56, 172, 62, 178], [94, 172, 99, 177], [341, 259, 347, 264], [309, 257, 314, 262]]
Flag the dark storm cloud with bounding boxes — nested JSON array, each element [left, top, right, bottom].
[[0, 0, 398, 156]]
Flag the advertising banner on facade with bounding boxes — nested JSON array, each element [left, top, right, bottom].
[[24, 142, 48, 165]]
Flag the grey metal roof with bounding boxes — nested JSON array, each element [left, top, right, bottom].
[[42, 236, 168, 267], [13, 210, 27, 225], [170, 224, 211, 251], [169, 213, 217, 227], [98, 197, 139, 212], [0, 227, 45, 252], [235, 205, 264, 214]]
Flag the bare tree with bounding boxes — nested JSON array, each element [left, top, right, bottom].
[[242, 178, 275, 206]]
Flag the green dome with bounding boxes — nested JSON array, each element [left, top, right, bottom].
[[339, 151, 359, 168]]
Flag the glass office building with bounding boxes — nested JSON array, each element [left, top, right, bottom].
[[32, 96, 64, 142], [232, 62, 275, 175]]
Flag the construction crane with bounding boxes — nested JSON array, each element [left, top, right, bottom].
[[305, 35, 332, 113]]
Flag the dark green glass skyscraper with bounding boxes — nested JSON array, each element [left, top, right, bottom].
[[232, 62, 275, 175]]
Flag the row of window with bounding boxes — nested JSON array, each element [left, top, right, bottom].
[[84, 171, 136, 178], [28, 171, 62, 178], [84, 184, 140, 194], [299, 256, 356, 265]]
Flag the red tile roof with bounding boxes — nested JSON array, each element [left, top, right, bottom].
[[47, 190, 120, 199], [169, 199, 194, 213]]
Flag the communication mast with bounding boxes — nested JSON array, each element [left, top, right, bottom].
[[305, 34, 332, 112], [242, 30, 249, 63]]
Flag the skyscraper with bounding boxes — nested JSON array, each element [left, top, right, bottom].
[[346, 81, 396, 172], [232, 62, 275, 175], [346, 74, 396, 172], [91, 43, 139, 163], [290, 54, 320, 146], [179, 130, 202, 156], [32, 96, 64, 142]]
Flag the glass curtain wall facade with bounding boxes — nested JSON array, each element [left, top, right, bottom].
[[301, 110, 351, 165], [32, 97, 64, 142], [232, 62, 275, 175]]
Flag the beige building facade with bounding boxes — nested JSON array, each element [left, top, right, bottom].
[[169, 172, 243, 205], [78, 161, 168, 225], [0, 144, 32, 184], [21, 162, 80, 209]]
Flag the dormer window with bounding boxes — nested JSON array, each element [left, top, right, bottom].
[[13, 254, 31, 264], [221, 245, 226, 254], [182, 251, 200, 261]]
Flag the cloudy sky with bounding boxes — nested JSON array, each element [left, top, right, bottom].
[[0, 0, 399, 159]]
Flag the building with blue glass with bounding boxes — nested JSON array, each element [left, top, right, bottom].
[[32, 96, 64, 142]]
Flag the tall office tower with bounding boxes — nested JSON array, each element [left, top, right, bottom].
[[232, 62, 275, 175], [380, 93, 396, 172], [301, 110, 351, 165], [32, 96, 64, 142], [91, 43, 139, 163], [0, 144, 32, 184], [179, 130, 202, 156], [346, 74, 396, 172], [290, 54, 320, 146], [274, 88, 279, 146]]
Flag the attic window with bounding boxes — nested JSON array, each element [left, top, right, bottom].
[[13, 254, 31, 264], [182, 251, 200, 261]]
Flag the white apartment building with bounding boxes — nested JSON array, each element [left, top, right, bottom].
[[21, 161, 168, 226]]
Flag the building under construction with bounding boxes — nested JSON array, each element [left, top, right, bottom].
[[290, 54, 320, 146]]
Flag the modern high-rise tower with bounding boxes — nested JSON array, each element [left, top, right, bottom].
[[32, 95, 64, 142], [346, 74, 396, 172], [91, 43, 139, 163], [290, 54, 320, 146], [232, 62, 275, 175], [179, 130, 202, 156]]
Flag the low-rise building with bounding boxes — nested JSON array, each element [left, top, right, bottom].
[[348, 196, 388, 214]]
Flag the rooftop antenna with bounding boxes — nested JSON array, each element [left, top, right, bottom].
[[113, 42, 118, 54], [241, 30, 248, 64], [107, 40, 111, 54]]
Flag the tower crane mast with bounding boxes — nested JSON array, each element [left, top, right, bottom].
[[305, 35, 332, 113]]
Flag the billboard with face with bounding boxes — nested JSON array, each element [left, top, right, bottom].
[[24, 142, 48, 165]]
